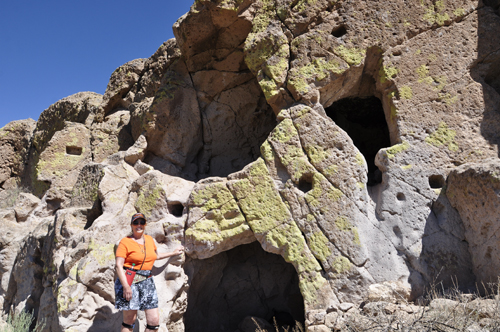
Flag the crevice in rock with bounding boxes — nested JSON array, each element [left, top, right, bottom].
[[325, 96, 390, 186], [404, 6, 478, 44]]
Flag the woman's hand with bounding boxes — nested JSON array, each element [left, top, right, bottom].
[[156, 245, 185, 260], [172, 246, 184, 256], [123, 285, 133, 301]]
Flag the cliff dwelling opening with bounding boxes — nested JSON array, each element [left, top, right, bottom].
[[325, 96, 391, 186], [184, 241, 304, 332], [66, 146, 83, 156]]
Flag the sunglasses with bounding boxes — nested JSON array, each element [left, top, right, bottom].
[[132, 219, 146, 225]]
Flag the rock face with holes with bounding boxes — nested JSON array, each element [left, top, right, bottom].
[[0, 0, 499, 332]]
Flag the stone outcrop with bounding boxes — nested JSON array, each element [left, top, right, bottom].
[[0, 119, 36, 190], [447, 158, 500, 285], [0, 0, 499, 331]]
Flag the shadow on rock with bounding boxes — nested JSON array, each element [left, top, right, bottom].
[[473, 1, 500, 156], [87, 305, 122, 332]]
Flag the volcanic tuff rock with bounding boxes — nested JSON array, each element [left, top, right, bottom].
[[0, 0, 499, 331]]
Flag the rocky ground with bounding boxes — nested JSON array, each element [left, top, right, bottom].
[[0, 0, 499, 331]]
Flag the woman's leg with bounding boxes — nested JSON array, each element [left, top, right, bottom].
[[144, 308, 160, 331], [121, 310, 137, 331]]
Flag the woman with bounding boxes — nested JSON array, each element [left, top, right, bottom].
[[115, 212, 184, 331]]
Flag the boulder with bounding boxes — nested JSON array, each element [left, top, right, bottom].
[[14, 193, 40, 222], [99, 58, 146, 117], [0, 119, 36, 187], [447, 159, 500, 284], [91, 110, 135, 163]]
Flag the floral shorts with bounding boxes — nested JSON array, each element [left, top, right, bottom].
[[115, 270, 158, 311]]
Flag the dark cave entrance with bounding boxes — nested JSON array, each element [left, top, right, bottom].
[[325, 96, 391, 186], [184, 241, 305, 332]]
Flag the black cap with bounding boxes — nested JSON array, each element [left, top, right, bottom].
[[131, 212, 146, 224]]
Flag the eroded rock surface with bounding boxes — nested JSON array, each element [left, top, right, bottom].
[[447, 158, 500, 284], [0, 0, 499, 331]]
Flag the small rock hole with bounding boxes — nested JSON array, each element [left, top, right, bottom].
[[429, 174, 445, 189], [168, 202, 184, 217], [393, 226, 402, 238], [332, 25, 347, 38], [396, 192, 406, 201], [66, 146, 82, 156], [298, 177, 313, 193]]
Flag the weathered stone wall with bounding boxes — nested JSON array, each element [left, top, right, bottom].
[[0, 0, 498, 331]]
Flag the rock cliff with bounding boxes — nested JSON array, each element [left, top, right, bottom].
[[0, 0, 499, 331]]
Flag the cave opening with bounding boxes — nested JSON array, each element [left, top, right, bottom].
[[325, 96, 391, 186], [184, 241, 305, 332]]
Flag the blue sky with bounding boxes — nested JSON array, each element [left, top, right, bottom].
[[0, 0, 194, 129]]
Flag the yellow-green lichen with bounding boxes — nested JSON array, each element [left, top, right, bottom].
[[417, 65, 429, 81], [192, 182, 234, 212], [265, 222, 321, 274], [292, 0, 317, 12], [271, 118, 296, 143], [219, 0, 244, 11], [401, 164, 413, 170], [36, 151, 83, 179], [152, 71, 185, 105], [334, 45, 366, 66], [423, 3, 450, 26], [327, 187, 343, 201], [335, 216, 352, 232], [295, 107, 311, 119], [323, 164, 338, 176], [288, 57, 345, 94], [433, 75, 447, 91], [398, 86, 413, 100], [89, 239, 115, 266], [386, 141, 410, 159], [379, 65, 398, 83], [438, 93, 458, 105], [260, 140, 275, 162], [356, 153, 364, 166], [299, 272, 327, 305], [453, 8, 465, 17], [305, 145, 330, 165], [332, 256, 351, 274], [259, 77, 280, 100], [135, 183, 165, 217], [185, 209, 249, 244], [308, 231, 331, 262], [304, 173, 327, 207], [230, 158, 291, 234], [425, 122, 458, 151]]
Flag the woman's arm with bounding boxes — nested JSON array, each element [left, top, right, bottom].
[[156, 246, 184, 260], [115, 257, 133, 301]]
